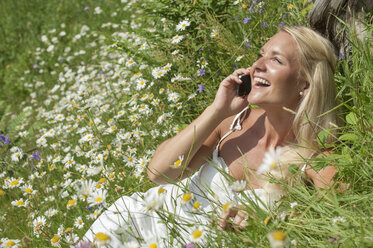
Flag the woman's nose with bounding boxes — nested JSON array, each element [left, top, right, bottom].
[[252, 56, 266, 72]]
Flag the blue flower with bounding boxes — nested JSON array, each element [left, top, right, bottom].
[[199, 69, 205, 76], [243, 17, 252, 24], [262, 22, 267, 28], [246, 42, 252, 48], [197, 84, 205, 93], [32, 150, 40, 161], [0, 134, 11, 145], [280, 22, 285, 27]]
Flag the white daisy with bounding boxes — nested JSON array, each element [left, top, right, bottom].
[[257, 146, 283, 175]]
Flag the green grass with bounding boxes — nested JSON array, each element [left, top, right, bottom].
[[0, 0, 372, 247]]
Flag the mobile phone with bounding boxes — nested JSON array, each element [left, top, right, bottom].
[[237, 74, 251, 96]]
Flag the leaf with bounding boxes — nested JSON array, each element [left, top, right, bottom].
[[338, 133, 359, 142], [346, 112, 358, 125]]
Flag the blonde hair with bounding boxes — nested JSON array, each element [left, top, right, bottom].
[[281, 26, 338, 150]]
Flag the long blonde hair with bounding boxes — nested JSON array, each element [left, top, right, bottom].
[[282, 26, 338, 150]]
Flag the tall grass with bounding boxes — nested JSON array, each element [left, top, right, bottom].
[[0, 0, 372, 247]]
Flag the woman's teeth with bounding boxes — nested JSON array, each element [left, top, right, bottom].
[[254, 77, 270, 86]]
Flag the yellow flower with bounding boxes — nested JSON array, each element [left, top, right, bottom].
[[181, 192, 193, 204], [193, 201, 201, 211], [0, 189, 5, 196], [287, 4, 294, 9], [171, 155, 184, 168], [51, 235, 61, 247], [222, 202, 232, 212], [264, 216, 271, 225], [267, 230, 288, 248], [94, 232, 111, 246]]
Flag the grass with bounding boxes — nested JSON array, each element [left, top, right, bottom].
[[0, 0, 372, 247]]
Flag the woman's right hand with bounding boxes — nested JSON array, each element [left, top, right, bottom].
[[211, 67, 251, 119]]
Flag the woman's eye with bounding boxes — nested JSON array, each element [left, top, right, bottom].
[[273, 57, 282, 64]]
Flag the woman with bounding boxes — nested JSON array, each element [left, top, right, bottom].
[[84, 26, 339, 247]]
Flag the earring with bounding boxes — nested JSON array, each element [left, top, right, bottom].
[[299, 91, 304, 96]]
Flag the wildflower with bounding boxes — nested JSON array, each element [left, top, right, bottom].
[[332, 216, 346, 225], [11, 152, 23, 162], [88, 189, 107, 207], [171, 155, 184, 168], [264, 216, 271, 225], [152, 67, 166, 79], [229, 180, 247, 192], [4, 240, 20, 247], [163, 63, 172, 72], [30, 150, 40, 161], [192, 201, 201, 211], [197, 84, 205, 93], [144, 192, 165, 211], [257, 146, 282, 174], [176, 18, 191, 31], [262, 22, 268, 28], [222, 202, 233, 213], [189, 226, 205, 243], [5, 177, 24, 189], [74, 216, 85, 229], [171, 35, 184, 44], [287, 4, 295, 9], [199, 69, 205, 76], [267, 230, 288, 248], [94, 232, 111, 246], [51, 234, 61, 247], [181, 192, 193, 204], [33, 216, 47, 234], [0, 134, 11, 145], [36, 136, 47, 147], [67, 198, 78, 209], [210, 29, 218, 38], [11, 198, 29, 207], [21, 184, 36, 196], [243, 17, 252, 24], [168, 92, 180, 102]]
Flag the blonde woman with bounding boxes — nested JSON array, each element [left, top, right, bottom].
[[84, 26, 340, 247]]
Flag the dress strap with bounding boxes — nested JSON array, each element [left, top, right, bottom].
[[212, 106, 249, 159]]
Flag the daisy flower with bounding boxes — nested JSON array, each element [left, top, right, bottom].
[[88, 189, 107, 207], [152, 67, 166, 79], [189, 226, 206, 244], [176, 18, 191, 31], [229, 180, 247, 192], [144, 191, 165, 211], [256, 146, 283, 175], [94, 232, 111, 247], [171, 155, 184, 168], [11, 198, 29, 207], [181, 192, 193, 204], [210, 29, 218, 38], [51, 234, 61, 247], [36, 136, 47, 147], [267, 230, 289, 248], [171, 35, 183, 44], [74, 216, 85, 229]]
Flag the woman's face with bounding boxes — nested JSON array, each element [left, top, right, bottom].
[[248, 31, 306, 110]]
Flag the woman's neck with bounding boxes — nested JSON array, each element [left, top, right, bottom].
[[261, 107, 297, 148]]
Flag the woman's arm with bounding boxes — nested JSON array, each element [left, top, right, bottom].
[[147, 67, 251, 184]]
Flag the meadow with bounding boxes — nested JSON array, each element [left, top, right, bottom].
[[0, 0, 372, 247]]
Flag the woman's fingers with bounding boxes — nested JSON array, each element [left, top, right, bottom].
[[219, 207, 249, 231]]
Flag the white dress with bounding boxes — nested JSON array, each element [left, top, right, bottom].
[[83, 107, 271, 247]]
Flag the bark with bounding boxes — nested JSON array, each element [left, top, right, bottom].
[[308, 0, 373, 55]]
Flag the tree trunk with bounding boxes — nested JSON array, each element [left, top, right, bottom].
[[308, 0, 373, 56]]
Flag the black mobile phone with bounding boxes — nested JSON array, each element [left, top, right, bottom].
[[237, 74, 251, 96]]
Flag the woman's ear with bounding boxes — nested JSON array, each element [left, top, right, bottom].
[[301, 81, 310, 95]]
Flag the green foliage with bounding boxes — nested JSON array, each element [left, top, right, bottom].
[[0, 0, 372, 247]]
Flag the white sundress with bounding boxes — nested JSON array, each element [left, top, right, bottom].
[[83, 107, 273, 247]]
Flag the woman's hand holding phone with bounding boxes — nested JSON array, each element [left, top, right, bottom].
[[211, 68, 251, 120]]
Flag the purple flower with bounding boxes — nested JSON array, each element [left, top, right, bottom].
[[199, 69, 205, 76], [246, 42, 252, 48], [0, 134, 11, 145], [31, 150, 40, 161], [259, 8, 262, 14], [83, 6, 89, 11], [199, 48, 204, 52], [262, 22, 267, 28], [243, 17, 252, 24], [248, 4, 254, 12], [33, 64, 38, 69], [75, 241, 94, 248], [197, 84, 205, 93], [185, 243, 196, 248], [280, 22, 285, 27], [338, 53, 344, 60], [233, 64, 237, 68], [282, 14, 286, 18]]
